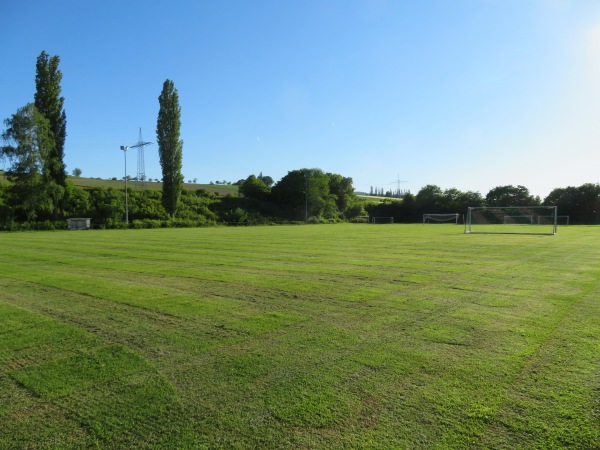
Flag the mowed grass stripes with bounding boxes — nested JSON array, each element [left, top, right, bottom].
[[0, 224, 599, 448]]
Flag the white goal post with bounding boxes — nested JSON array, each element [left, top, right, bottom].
[[465, 206, 558, 235], [423, 213, 460, 224]]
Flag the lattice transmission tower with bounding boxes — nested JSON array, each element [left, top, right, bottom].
[[389, 175, 408, 197], [133, 128, 152, 189]]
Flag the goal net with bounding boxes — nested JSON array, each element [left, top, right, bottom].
[[423, 213, 460, 224], [538, 215, 569, 226], [503, 215, 533, 225], [371, 216, 394, 224], [465, 206, 557, 235]]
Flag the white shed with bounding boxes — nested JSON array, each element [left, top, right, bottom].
[[67, 218, 91, 230]]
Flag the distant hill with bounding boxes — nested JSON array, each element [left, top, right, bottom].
[[0, 171, 239, 196]]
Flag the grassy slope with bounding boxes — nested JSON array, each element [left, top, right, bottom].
[[0, 171, 238, 196], [70, 176, 238, 196], [0, 224, 599, 448]]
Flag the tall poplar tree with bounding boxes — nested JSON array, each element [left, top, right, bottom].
[[34, 51, 67, 188], [156, 79, 183, 218]]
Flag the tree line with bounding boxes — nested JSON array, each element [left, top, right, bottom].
[[0, 168, 363, 229], [366, 183, 600, 225]]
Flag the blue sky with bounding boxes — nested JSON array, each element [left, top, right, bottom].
[[2, 0, 600, 198]]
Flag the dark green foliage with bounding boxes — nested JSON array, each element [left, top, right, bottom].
[[327, 172, 361, 218], [239, 175, 271, 200], [0, 104, 54, 221], [486, 185, 540, 207], [271, 170, 307, 219], [0, 184, 14, 227], [87, 187, 124, 225], [127, 189, 167, 221], [63, 182, 91, 217], [221, 206, 249, 224], [35, 51, 67, 189], [257, 173, 274, 187], [544, 183, 600, 224], [306, 170, 338, 219], [416, 184, 444, 212], [442, 187, 484, 212], [210, 194, 273, 225], [271, 169, 339, 221], [156, 79, 183, 218], [177, 189, 217, 223], [365, 198, 400, 222], [398, 192, 419, 222]]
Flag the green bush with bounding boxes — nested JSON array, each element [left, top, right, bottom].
[[131, 219, 163, 229]]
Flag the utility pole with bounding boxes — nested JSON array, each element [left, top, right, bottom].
[[135, 128, 152, 188], [389, 174, 408, 197], [304, 171, 309, 223], [119, 146, 129, 224], [120, 133, 152, 224]]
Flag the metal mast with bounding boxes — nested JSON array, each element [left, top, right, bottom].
[[133, 128, 152, 188], [119, 146, 130, 224], [389, 175, 407, 197]]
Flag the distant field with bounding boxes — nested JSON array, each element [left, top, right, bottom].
[[69, 176, 238, 196], [1, 224, 599, 448], [0, 171, 238, 196]]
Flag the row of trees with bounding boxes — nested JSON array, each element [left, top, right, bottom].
[[1, 51, 184, 223], [0, 168, 363, 229], [366, 183, 600, 225], [367, 186, 407, 198], [1, 175, 598, 229]]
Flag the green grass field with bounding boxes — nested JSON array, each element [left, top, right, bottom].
[[1, 224, 599, 448]]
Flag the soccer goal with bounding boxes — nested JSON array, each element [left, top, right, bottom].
[[538, 215, 569, 226], [465, 206, 558, 235], [423, 213, 461, 224], [371, 216, 394, 224]]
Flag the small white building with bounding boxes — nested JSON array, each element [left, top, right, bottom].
[[67, 218, 91, 230]]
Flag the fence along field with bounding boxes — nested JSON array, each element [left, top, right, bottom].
[[0, 224, 599, 448]]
